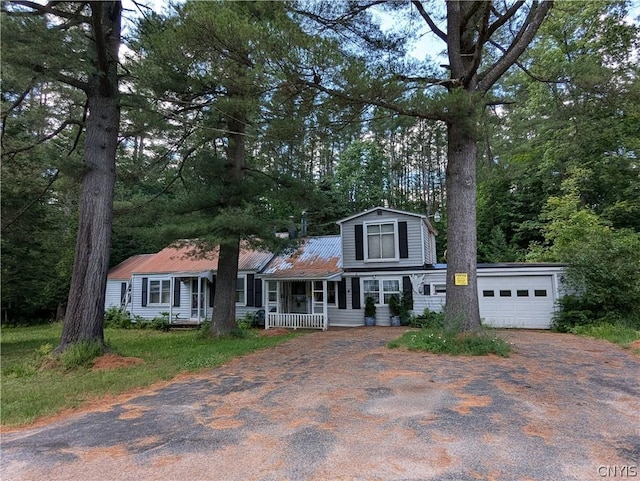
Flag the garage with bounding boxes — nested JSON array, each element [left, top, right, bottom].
[[477, 267, 563, 329]]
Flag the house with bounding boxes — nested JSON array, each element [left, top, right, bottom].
[[106, 207, 564, 329], [105, 242, 273, 324]]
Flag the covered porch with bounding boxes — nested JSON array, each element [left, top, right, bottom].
[[167, 271, 213, 324], [258, 235, 343, 331], [263, 279, 338, 330]]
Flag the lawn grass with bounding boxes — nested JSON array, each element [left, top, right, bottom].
[[1, 323, 299, 427], [388, 327, 511, 357], [569, 322, 640, 349]]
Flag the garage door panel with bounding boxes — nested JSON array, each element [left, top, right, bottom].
[[478, 276, 555, 329]]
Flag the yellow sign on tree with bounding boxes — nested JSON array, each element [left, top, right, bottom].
[[454, 273, 468, 286]]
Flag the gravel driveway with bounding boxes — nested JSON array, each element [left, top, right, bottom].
[[2, 328, 639, 481]]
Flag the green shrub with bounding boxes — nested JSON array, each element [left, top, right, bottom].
[[364, 296, 376, 318], [570, 322, 640, 347], [197, 320, 212, 338], [148, 314, 170, 331], [553, 294, 640, 332], [58, 341, 103, 370], [236, 313, 256, 330], [388, 327, 511, 357], [229, 327, 250, 339], [104, 307, 134, 329], [409, 308, 445, 329], [399, 293, 413, 325]]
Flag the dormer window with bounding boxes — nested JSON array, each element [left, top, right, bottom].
[[364, 220, 398, 261]]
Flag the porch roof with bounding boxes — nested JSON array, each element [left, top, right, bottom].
[[260, 235, 342, 280]]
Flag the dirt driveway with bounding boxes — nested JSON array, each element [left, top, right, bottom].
[[2, 328, 639, 481]]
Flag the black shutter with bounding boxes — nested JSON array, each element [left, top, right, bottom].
[[173, 279, 181, 307], [399, 221, 409, 258], [209, 277, 216, 307], [402, 276, 414, 310], [254, 278, 263, 307], [338, 279, 347, 309], [351, 277, 361, 309], [246, 274, 255, 306], [355, 224, 364, 260], [141, 277, 148, 307], [120, 282, 127, 305]]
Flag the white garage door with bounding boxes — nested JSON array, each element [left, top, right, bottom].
[[478, 276, 556, 329]]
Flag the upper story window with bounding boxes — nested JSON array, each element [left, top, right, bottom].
[[365, 221, 398, 261]]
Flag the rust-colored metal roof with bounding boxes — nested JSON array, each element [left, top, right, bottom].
[[107, 254, 156, 280], [260, 236, 342, 280], [108, 242, 273, 278]]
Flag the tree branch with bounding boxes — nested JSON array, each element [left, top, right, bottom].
[[0, 170, 59, 234], [1, 119, 83, 158], [486, 0, 525, 38], [69, 99, 89, 156], [477, 1, 554, 93], [487, 39, 567, 84], [1, 78, 37, 147], [298, 78, 447, 122], [412, 0, 447, 42], [394, 74, 453, 88], [463, 2, 492, 86], [5, 1, 91, 22]]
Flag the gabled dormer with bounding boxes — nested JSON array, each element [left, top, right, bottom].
[[336, 207, 438, 270]]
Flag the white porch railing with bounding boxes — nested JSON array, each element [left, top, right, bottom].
[[267, 313, 327, 330]]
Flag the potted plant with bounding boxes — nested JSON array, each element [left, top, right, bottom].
[[399, 292, 414, 326], [388, 294, 401, 326], [364, 296, 376, 326]]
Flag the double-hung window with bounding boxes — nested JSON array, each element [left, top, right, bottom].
[[382, 279, 401, 303], [362, 279, 380, 304], [365, 221, 398, 261], [236, 277, 245, 304], [149, 279, 171, 305], [362, 278, 401, 305]]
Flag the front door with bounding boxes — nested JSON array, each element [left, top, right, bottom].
[[288, 281, 308, 313], [191, 278, 206, 319]]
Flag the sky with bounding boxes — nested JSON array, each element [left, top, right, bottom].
[[122, 0, 639, 63]]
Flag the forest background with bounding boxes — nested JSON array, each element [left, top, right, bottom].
[[2, 0, 639, 335]]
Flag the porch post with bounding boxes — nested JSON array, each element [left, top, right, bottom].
[[169, 277, 174, 323], [129, 276, 134, 317], [262, 278, 267, 330], [322, 280, 328, 330], [197, 277, 202, 323]]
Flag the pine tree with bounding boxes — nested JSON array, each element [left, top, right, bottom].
[[3, 2, 122, 349]]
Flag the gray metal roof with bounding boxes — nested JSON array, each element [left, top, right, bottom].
[[260, 235, 342, 279]]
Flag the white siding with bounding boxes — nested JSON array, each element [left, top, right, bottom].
[[330, 268, 562, 329], [236, 306, 262, 320], [105, 280, 127, 310], [341, 211, 427, 269], [412, 273, 447, 315]]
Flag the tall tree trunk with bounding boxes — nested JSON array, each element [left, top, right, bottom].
[[209, 112, 247, 336], [210, 241, 241, 336], [58, 2, 121, 352], [445, 119, 481, 331]]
